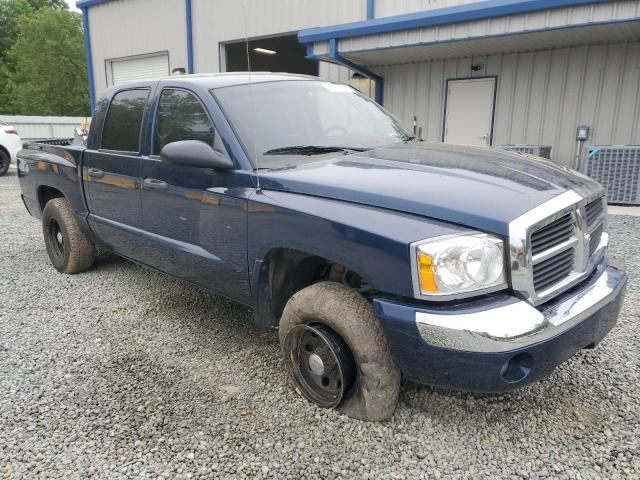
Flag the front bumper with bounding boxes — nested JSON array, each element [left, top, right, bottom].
[[373, 259, 626, 392]]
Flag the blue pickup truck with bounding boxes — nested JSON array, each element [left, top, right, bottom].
[[17, 73, 627, 421]]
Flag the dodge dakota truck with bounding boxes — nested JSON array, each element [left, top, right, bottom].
[[17, 73, 627, 421]]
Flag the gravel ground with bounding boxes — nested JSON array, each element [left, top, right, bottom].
[[1, 169, 639, 479]]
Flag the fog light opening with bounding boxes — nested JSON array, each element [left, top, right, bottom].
[[501, 352, 534, 384]]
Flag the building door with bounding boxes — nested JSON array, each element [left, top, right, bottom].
[[443, 78, 496, 147]]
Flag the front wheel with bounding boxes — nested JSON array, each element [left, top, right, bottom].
[[42, 197, 95, 273], [279, 282, 400, 421]]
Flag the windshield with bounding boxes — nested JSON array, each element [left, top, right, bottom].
[[211, 80, 413, 168]]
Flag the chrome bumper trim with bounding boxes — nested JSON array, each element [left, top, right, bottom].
[[415, 260, 626, 353]]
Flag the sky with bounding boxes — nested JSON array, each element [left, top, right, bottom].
[[65, 0, 80, 12]]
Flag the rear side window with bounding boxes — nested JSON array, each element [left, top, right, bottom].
[[153, 89, 215, 154], [101, 88, 149, 152]]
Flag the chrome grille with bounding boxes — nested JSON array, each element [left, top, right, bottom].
[[533, 248, 574, 292], [589, 223, 604, 256], [585, 199, 604, 227], [509, 191, 608, 306], [530, 213, 573, 255], [586, 198, 605, 257]]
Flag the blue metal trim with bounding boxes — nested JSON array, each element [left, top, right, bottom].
[[185, 0, 194, 73], [327, 38, 383, 105], [81, 7, 95, 114], [306, 43, 314, 59], [328, 38, 338, 58], [298, 0, 610, 43], [76, 0, 111, 7], [366, 0, 374, 20]]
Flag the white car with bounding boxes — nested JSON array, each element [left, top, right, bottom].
[[0, 121, 23, 176]]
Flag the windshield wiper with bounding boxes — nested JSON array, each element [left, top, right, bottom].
[[263, 145, 366, 156]]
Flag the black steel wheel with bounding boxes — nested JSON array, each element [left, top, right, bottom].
[[279, 282, 400, 421], [283, 323, 356, 408], [46, 218, 65, 261]]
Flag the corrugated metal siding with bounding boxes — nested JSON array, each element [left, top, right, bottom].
[[192, 0, 364, 73], [319, 63, 353, 84], [88, 0, 186, 98], [377, 41, 640, 167], [0, 116, 88, 140], [341, 1, 640, 53], [319, 63, 376, 97], [374, 0, 479, 18]]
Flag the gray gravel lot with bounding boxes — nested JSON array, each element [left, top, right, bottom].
[[1, 169, 639, 479]]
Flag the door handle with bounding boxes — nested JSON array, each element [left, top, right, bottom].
[[143, 178, 169, 190], [87, 168, 104, 179]]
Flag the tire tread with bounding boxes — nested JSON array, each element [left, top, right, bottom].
[[42, 198, 95, 273]]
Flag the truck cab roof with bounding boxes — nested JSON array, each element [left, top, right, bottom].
[[104, 72, 317, 93]]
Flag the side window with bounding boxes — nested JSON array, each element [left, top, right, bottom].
[[101, 89, 149, 152], [153, 89, 215, 154]]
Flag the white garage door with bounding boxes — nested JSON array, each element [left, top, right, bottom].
[[110, 54, 169, 85]]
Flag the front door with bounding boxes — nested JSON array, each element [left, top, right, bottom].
[[84, 87, 149, 251], [139, 87, 249, 303], [443, 78, 495, 147]]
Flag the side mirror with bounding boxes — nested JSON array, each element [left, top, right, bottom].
[[160, 140, 234, 170]]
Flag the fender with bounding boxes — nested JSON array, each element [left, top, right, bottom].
[[19, 143, 88, 218], [248, 190, 472, 317], [18, 143, 101, 246]]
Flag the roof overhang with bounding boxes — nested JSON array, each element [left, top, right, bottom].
[[298, 0, 612, 43], [300, 0, 640, 69], [334, 20, 640, 67]]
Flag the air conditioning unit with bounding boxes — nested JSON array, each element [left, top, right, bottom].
[[586, 146, 640, 205], [499, 145, 552, 160]]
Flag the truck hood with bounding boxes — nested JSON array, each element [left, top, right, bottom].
[[257, 142, 602, 235]]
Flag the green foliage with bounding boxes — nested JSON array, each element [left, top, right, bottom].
[[0, 1, 89, 115], [25, 0, 68, 9]]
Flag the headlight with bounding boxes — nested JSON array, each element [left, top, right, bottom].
[[412, 233, 506, 299]]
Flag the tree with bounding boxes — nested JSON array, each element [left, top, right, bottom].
[[0, 0, 66, 61], [2, 6, 89, 115], [25, 0, 67, 9]]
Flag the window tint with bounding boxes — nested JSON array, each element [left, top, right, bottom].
[[101, 89, 149, 152], [153, 89, 215, 154]]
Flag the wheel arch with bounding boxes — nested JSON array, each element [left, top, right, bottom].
[[251, 246, 372, 328], [37, 184, 65, 215]]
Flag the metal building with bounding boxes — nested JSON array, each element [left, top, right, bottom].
[[78, 0, 640, 169]]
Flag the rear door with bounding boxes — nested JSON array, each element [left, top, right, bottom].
[[83, 87, 149, 251]]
